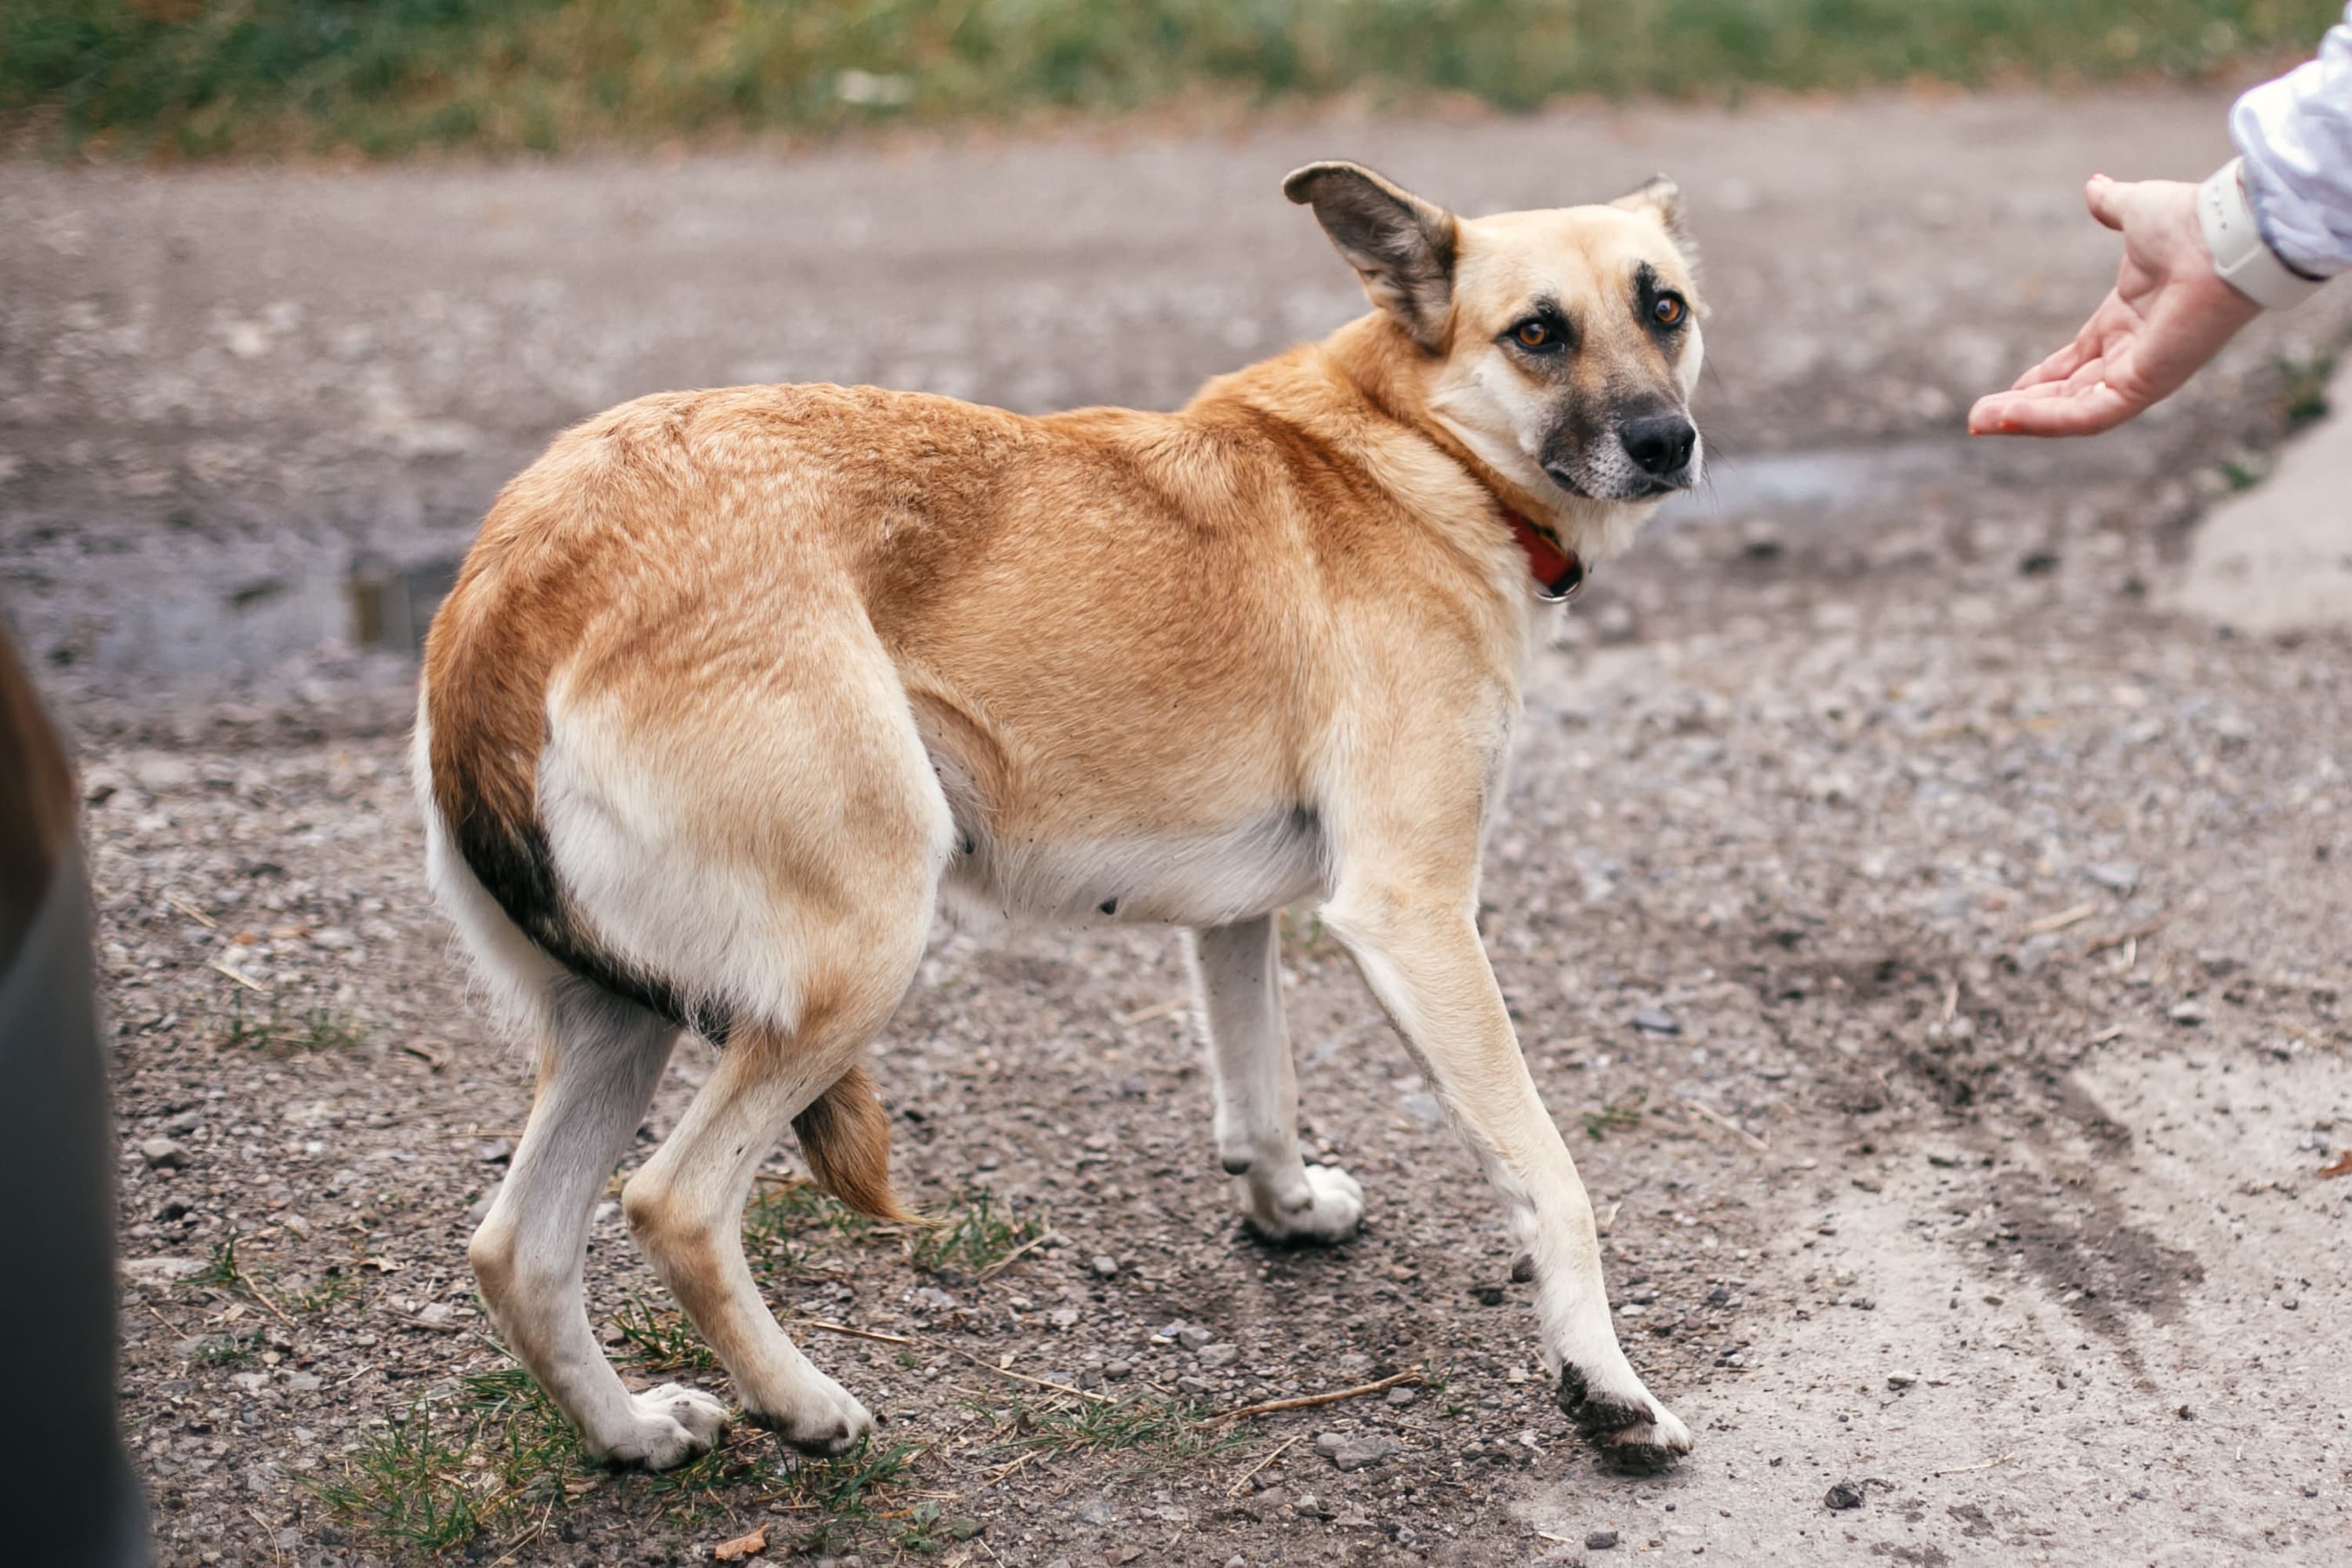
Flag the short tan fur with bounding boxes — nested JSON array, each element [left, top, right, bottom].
[[417, 161, 1705, 1468]]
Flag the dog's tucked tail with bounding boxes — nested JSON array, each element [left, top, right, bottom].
[[793, 1065, 916, 1225]]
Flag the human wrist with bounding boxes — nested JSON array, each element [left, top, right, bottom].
[[2198, 158, 2328, 310]]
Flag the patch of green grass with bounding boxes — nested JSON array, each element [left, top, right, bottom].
[[2, 2, 2337, 160], [2281, 350, 2336, 426], [894, 1499, 985, 1551], [282, 1269, 360, 1315], [909, 1189, 1045, 1276], [314, 1346, 923, 1554], [216, 995, 368, 1055], [1581, 1088, 1648, 1141], [181, 1234, 252, 1296], [2218, 456, 2270, 492], [307, 1397, 509, 1553], [179, 1234, 363, 1317], [742, 1174, 877, 1281], [608, 1295, 719, 1374], [1000, 1392, 1249, 1465], [190, 1329, 260, 1367]]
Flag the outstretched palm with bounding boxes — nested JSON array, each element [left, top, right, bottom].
[[1969, 175, 2263, 438]]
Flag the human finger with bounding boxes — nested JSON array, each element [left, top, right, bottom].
[[2084, 173, 2125, 232], [1973, 380, 2136, 437]]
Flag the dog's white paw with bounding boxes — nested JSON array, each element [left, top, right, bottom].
[[1240, 1163, 1366, 1246], [1558, 1362, 1692, 1473], [746, 1370, 875, 1457], [590, 1383, 731, 1471]]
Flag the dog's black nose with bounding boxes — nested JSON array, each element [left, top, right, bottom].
[[1621, 414, 1697, 477]]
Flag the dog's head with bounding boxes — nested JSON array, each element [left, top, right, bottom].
[[1286, 162, 1704, 555]]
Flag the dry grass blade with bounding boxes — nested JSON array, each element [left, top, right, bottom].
[[2087, 909, 2176, 952], [974, 1229, 1057, 1283], [1686, 1100, 1769, 1152], [1227, 1432, 1302, 1494], [949, 1348, 1115, 1404], [2021, 902, 2097, 936], [209, 958, 267, 991], [797, 1319, 913, 1346]]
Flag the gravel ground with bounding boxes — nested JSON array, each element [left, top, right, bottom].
[[7, 87, 2352, 1566]]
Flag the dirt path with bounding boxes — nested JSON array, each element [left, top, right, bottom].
[[8, 88, 2351, 1566]]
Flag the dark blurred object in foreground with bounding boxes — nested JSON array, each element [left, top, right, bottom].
[[0, 630, 149, 1567]]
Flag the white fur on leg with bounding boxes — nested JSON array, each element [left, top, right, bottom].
[[1324, 890, 1690, 1468], [590, 1384, 731, 1471], [1189, 916, 1367, 1247], [1236, 1163, 1366, 1244]]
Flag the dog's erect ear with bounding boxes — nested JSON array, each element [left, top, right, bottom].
[[1284, 161, 1458, 352], [1611, 173, 1698, 271]]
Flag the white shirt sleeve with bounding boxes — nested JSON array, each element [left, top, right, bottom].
[[2230, 3, 2352, 280]]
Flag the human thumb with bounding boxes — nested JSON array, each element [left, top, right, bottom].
[[2084, 173, 2125, 232]]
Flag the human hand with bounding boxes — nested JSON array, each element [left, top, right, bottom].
[[1968, 174, 2263, 437]]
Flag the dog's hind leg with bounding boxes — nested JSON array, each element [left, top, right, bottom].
[[1188, 915, 1363, 1243], [466, 984, 727, 1469], [622, 993, 917, 1454]]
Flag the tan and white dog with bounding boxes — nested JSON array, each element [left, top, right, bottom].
[[416, 162, 1706, 1472]]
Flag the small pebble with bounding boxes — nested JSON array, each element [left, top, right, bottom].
[[1824, 1481, 1865, 1511]]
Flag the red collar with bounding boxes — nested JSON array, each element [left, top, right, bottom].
[[1506, 510, 1584, 602]]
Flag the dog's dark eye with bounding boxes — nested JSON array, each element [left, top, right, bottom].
[[1651, 293, 1687, 328], [1512, 320, 1557, 350]]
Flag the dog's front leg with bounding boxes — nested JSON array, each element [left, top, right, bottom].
[[1321, 881, 1692, 1470], [1188, 915, 1364, 1243]]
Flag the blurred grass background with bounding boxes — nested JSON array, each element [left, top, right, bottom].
[[3, 0, 2342, 159]]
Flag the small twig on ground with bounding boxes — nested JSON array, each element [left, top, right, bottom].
[[1117, 998, 1188, 1026], [2088, 909, 2175, 952], [209, 959, 267, 991], [947, 1347, 1114, 1404], [797, 1318, 913, 1346], [1940, 975, 1959, 1024], [167, 895, 217, 929], [399, 1042, 448, 1070], [2022, 902, 2097, 936], [1208, 1366, 1422, 1423], [1686, 1100, 1769, 1153], [1228, 1432, 1303, 1494], [239, 1276, 298, 1330], [246, 1505, 286, 1568], [1930, 1451, 2016, 1478], [975, 1229, 1059, 1283], [983, 1450, 1040, 1486]]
